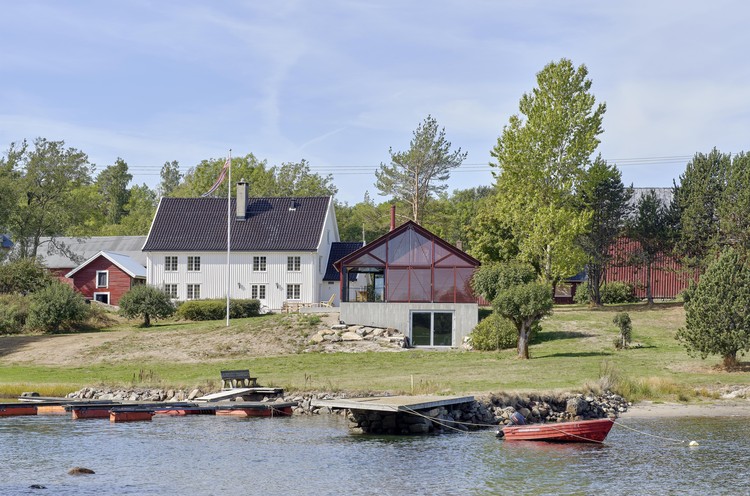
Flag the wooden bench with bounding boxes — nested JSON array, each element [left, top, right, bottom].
[[220, 370, 258, 390]]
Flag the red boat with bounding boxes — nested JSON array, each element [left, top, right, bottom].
[[501, 418, 614, 443]]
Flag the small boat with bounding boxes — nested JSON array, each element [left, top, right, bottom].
[[499, 418, 614, 443]]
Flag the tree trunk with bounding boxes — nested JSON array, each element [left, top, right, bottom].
[[144, 313, 151, 327], [645, 259, 654, 305], [723, 353, 738, 369], [588, 263, 603, 306], [517, 323, 530, 359]]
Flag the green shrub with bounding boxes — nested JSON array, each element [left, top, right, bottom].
[[600, 282, 639, 304], [26, 281, 89, 333], [176, 299, 261, 321], [0, 258, 53, 295], [573, 283, 591, 304], [469, 312, 518, 351], [119, 285, 176, 327], [613, 312, 632, 349], [0, 294, 28, 334]]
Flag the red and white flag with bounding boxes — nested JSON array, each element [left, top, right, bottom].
[[201, 158, 230, 197]]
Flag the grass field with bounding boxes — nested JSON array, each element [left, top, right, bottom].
[[1, 302, 748, 401]]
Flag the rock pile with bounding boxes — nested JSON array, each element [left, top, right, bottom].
[[67, 387, 208, 402], [483, 390, 629, 425], [307, 324, 409, 351]]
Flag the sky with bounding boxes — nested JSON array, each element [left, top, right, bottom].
[[1, 1, 749, 205]]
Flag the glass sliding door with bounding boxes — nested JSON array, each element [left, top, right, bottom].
[[410, 311, 454, 347], [411, 312, 432, 346]]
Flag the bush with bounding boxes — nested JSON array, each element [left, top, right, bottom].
[[613, 312, 632, 349], [0, 258, 53, 295], [469, 313, 518, 351], [600, 282, 639, 304], [119, 285, 176, 327], [26, 281, 89, 333], [0, 294, 29, 334], [573, 283, 591, 304], [176, 299, 261, 321]]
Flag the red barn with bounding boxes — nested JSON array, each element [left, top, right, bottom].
[[64, 251, 146, 306]]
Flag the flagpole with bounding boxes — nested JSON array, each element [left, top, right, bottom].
[[226, 149, 232, 327]]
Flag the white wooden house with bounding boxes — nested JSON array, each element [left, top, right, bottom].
[[142, 181, 339, 310]]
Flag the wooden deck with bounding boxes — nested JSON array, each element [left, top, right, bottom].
[[310, 395, 474, 412]]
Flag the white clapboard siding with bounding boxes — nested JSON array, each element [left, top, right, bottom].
[[146, 251, 320, 309]]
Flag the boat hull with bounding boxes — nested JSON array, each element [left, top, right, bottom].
[[502, 418, 614, 443]]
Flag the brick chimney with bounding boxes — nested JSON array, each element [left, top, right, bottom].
[[236, 179, 248, 221]]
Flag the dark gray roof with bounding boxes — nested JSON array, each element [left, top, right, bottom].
[[38, 236, 147, 268], [324, 242, 363, 281], [143, 197, 331, 252]]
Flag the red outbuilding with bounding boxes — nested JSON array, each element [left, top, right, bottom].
[[64, 251, 146, 306]]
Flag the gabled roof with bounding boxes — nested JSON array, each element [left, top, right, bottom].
[[336, 220, 480, 269], [65, 251, 147, 279], [37, 236, 147, 268], [324, 242, 363, 281], [630, 187, 673, 208], [143, 197, 331, 252]]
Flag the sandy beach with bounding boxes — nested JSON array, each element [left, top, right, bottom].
[[623, 400, 750, 418]]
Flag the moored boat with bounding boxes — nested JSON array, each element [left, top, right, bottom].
[[500, 418, 614, 443]]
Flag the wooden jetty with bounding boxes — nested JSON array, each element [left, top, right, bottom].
[[311, 395, 476, 435], [310, 395, 475, 413]]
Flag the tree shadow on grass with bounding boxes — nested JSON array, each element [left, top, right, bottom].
[[533, 331, 593, 344], [537, 351, 614, 358]]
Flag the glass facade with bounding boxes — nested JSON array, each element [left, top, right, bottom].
[[340, 223, 478, 303]]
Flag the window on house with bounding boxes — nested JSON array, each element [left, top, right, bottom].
[[164, 284, 178, 299], [94, 293, 109, 304], [96, 271, 108, 288], [286, 284, 301, 300], [187, 284, 201, 300], [411, 311, 453, 347], [165, 256, 178, 271], [253, 256, 267, 271], [251, 284, 266, 300], [187, 256, 201, 271], [287, 256, 301, 271]]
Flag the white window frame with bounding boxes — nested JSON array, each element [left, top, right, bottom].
[[187, 284, 201, 300], [253, 256, 267, 272], [164, 256, 178, 272], [287, 256, 301, 272], [286, 284, 301, 300], [251, 284, 266, 300], [93, 292, 110, 305], [96, 270, 109, 288], [187, 256, 201, 272], [164, 284, 178, 299]]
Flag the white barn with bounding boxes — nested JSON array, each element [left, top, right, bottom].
[[142, 181, 339, 310]]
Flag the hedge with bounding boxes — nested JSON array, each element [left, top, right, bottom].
[[176, 299, 261, 321]]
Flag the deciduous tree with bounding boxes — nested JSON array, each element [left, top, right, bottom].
[[119, 284, 176, 327], [490, 59, 604, 285], [96, 157, 132, 224], [4, 138, 94, 258], [159, 160, 182, 198]]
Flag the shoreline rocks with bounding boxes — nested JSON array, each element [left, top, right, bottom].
[[64, 387, 630, 434]]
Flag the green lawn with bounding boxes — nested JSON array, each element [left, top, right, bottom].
[[1, 303, 747, 401]]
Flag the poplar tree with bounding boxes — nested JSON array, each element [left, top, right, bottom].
[[490, 59, 605, 285]]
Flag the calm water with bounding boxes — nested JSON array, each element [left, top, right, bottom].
[[1, 413, 748, 495]]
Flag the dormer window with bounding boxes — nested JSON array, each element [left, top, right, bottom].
[[289, 200, 297, 211]]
